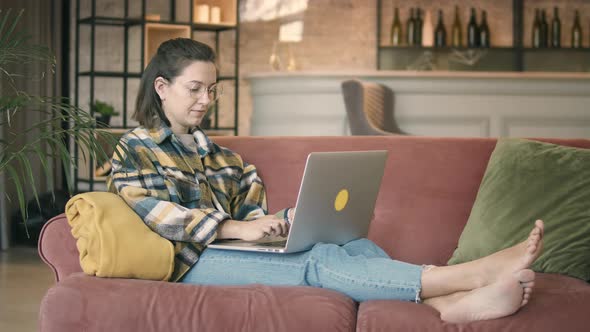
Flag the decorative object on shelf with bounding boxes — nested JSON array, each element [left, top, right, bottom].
[[451, 5, 462, 47], [434, 9, 446, 47], [422, 9, 434, 47], [286, 44, 297, 71], [210, 6, 221, 24], [540, 9, 549, 47], [449, 48, 488, 67], [278, 20, 303, 71], [551, 7, 561, 48], [90, 100, 119, 127], [390, 7, 402, 46], [407, 51, 436, 71], [145, 14, 161, 21], [466, 7, 479, 48], [195, 4, 210, 23], [406, 8, 416, 45], [571, 9, 582, 48], [532, 8, 542, 48], [414, 8, 423, 46], [269, 41, 282, 71], [479, 10, 490, 48]]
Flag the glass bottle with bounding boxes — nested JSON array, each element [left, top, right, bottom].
[[540, 9, 549, 47], [479, 10, 490, 48], [269, 41, 282, 71], [571, 9, 582, 48], [467, 8, 479, 48], [415, 8, 423, 46], [390, 7, 402, 46], [532, 9, 541, 48], [451, 6, 463, 47], [434, 9, 447, 47], [550, 7, 561, 48], [406, 8, 416, 46]]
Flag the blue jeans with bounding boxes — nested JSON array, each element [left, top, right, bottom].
[[180, 238, 423, 302]]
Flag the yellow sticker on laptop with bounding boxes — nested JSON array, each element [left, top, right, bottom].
[[334, 189, 349, 211]]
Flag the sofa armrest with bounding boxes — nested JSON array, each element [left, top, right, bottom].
[[38, 213, 82, 282]]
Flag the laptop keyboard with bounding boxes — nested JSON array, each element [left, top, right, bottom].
[[256, 240, 287, 247]]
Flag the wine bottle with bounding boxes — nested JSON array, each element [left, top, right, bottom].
[[572, 9, 582, 48], [390, 7, 402, 46], [451, 6, 462, 47], [434, 9, 447, 47], [540, 9, 549, 47], [479, 10, 490, 47], [467, 8, 479, 48], [550, 7, 561, 48], [422, 9, 434, 47], [532, 9, 541, 48], [415, 8, 423, 46], [407, 8, 416, 46]]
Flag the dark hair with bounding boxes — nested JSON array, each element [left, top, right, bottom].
[[133, 38, 216, 128]]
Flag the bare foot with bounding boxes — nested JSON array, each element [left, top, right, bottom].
[[440, 269, 535, 324], [475, 220, 544, 286]]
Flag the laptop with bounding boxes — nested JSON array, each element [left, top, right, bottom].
[[208, 150, 388, 253]]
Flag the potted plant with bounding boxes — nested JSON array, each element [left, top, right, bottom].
[[90, 100, 119, 127], [0, 9, 122, 221]]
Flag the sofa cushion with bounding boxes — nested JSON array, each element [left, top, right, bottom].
[[356, 273, 590, 331], [39, 273, 357, 332], [448, 138, 590, 280]]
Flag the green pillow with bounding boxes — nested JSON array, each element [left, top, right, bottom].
[[448, 138, 590, 281]]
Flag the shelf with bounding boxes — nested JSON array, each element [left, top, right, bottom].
[[522, 47, 590, 52], [379, 45, 590, 52], [78, 16, 193, 27], [379, 45, 515, 50], [144, 23, 192, 65], [376, 1, 590, 73], [192, 22, 236, 32], [78, 71, 142, 78], [218, 75, 236, 81]]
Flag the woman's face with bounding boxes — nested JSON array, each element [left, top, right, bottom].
[[155, 60, 217, 135]]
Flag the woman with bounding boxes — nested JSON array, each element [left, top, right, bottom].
[[109, 38, 544, 324]]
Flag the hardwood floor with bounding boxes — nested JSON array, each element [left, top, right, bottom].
[[0, 246, 54, 332]]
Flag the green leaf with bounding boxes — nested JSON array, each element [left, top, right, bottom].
[[5, 164, 27, 221]]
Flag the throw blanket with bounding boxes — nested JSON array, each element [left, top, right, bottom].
[[65, 192, 174, 281]]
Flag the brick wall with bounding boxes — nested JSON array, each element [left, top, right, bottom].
[[71, 0, 586, 135]]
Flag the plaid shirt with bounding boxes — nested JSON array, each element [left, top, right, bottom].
[[108, 124, 276, 281]]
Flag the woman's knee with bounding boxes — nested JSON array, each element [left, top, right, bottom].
[[342, 238, 390, 258]]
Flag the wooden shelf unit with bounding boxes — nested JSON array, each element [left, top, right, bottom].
[[144, 23, 191, 65]]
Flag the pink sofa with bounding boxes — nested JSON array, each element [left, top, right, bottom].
[[39, 136, 590, 331]]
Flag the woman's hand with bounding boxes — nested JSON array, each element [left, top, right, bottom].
[[239, 216, 290, 241], [217, 216, 290, 241]]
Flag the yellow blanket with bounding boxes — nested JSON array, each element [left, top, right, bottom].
[[65, 192, 174, 281]]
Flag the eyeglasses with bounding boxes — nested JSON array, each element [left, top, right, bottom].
[[184, 82, 223, 102]]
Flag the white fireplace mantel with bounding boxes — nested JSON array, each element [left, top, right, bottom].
[[245, 71, 590, 138]]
